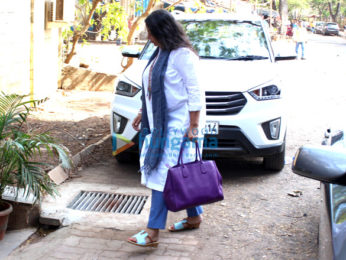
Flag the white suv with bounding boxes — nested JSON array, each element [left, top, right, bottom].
[[111, 13, 287, 171]]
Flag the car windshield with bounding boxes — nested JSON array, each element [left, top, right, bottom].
[[327, 23, 338, 29], [141, 20, 270, 60]]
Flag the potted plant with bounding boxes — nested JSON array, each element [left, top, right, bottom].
[[0, 92, 72, 240]]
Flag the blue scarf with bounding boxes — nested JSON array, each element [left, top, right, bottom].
[[140, 48, 171, 174]]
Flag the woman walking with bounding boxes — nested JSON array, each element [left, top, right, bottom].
[[127, 9, 206, 247]]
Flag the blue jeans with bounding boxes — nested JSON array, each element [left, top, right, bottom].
[[147, 189, 203, 229], [295, 42, 305, 58]]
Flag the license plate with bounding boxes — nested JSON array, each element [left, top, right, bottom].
[[204, 121, 219, 135]]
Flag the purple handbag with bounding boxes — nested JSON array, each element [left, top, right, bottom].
[[163, 140, 224, 212]]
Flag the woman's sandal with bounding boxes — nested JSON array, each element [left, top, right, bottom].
[[127, 230, 159, 247], [168, 219, 201, 232]]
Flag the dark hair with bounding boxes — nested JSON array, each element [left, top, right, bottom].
[[145, 9, 193, 51]]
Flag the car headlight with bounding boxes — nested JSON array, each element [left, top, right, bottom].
[[248, 84, 281, 101], [115, 81, 140, 97]]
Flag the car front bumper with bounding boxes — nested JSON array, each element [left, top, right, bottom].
[[111, 91, 287, 158], [203, 125, 285, 158], [325, 30, 339, 35]]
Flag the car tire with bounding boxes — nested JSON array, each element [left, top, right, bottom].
[[263, 144, 285, 172], [115, 151, 136, 164]]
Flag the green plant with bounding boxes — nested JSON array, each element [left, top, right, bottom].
[[63, 0, 128, 64], [0, 93, 72, 204]]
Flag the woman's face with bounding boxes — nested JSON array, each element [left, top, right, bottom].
[[147, 27, 160, 47]]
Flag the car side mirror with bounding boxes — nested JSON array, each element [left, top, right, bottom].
[[292, 145, 346, 185], [121, 45, 142, 58]]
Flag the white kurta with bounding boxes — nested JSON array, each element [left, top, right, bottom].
[[140, 47, 206, 192]]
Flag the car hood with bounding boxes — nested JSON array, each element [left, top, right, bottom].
[[122, 59, 278, 92]]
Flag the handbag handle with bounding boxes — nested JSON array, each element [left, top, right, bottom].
[[177, 138, 202, 166]]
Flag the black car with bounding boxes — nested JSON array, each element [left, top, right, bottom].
[[292, 129, 346, 259], [322, 22, 340, 36]]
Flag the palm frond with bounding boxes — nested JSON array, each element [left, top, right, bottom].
[[0, 92, 48, 138], [0, 92, 70, 203]]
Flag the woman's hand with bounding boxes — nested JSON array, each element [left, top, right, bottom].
[[186, 125, 199, 141], [132, 113, 142, 131], [186, 111, 200, 141]]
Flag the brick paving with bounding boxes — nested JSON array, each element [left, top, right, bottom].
[[7, 224, 203, 260]]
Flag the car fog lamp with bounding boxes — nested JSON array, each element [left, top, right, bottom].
[[269, 118, 281, 139], [112, 112, 127, 134], [262, 118, 281, 140]]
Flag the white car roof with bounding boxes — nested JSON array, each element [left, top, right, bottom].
[[174, 13, 263, 23]]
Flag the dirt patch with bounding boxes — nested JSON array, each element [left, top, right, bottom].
[[60, 66, 117, 92], [26, 90, 113, 171]]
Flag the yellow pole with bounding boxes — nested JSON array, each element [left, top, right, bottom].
[[30, 0, 34, 101]]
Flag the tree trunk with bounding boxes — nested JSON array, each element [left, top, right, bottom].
[[64, 0, 102, 64], [279, 0, 288, 35], [328, 1, 340, 22], [126, 0, 157, 45], [272, 0, 277, 11], [121, 0, 157, 72]]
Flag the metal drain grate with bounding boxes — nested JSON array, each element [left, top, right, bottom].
[[67, 191, 148, 215]]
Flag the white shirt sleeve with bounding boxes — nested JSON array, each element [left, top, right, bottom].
[[172, 48, 203, 111]]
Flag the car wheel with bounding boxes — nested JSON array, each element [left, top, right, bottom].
[[115, 151, 137, 164], [263, 144, 285, 172]]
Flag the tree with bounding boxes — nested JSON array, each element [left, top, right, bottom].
[[64, 0, 102, 64], [279, 0, 289, 34], [64, 0, 128, 64], [309, 0, 329, 20], [287, 0, 310, 19], [119, 0, 158, 72], [309, 0, 345, 22], [121, 0, 207, 72], [327, 0, 342, 22]]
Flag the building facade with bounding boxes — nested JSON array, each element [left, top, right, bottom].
[[0, 0, 74, 99]]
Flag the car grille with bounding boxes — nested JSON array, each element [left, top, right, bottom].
[[205, 91, 247, 115]]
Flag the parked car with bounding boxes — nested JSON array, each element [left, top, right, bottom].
[[322, 22, 340, 36], [292, 129, 346, 259], [111, 13, 293, 171], [315, 21, 325, 34]]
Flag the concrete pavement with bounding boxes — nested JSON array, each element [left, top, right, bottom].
[[7, 145, 207, 260], [7, 224, 202, 260]]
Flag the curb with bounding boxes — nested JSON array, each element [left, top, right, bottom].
[[48, 134, 111, 185]]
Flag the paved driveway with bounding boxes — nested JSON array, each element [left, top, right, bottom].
[[8, 33, 346, 260]]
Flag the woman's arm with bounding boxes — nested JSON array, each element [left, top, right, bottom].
[[132, 109, 142, 131], [187, 111, 200, 141], [173, 48, 204, 141]]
